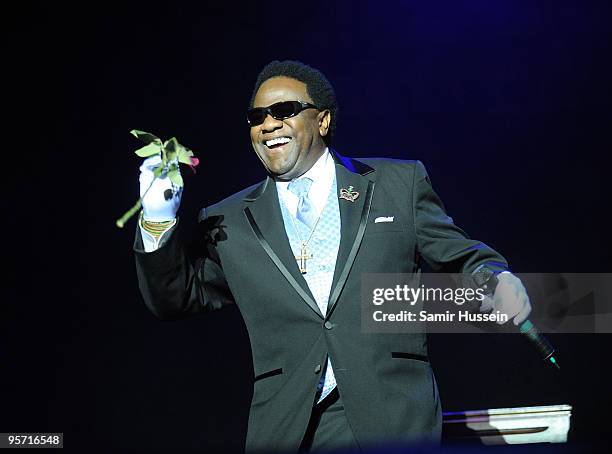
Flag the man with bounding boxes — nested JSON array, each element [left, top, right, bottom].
[[134, 60, 531, 452]]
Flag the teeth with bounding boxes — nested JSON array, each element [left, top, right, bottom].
[[265, 137, 291, 147]]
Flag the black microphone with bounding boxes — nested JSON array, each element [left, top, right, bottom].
[[472, 266, 560, 370]]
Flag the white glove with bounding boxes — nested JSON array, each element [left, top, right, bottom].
[[139, 154, 183, 222], [479, 272, 532, 325]]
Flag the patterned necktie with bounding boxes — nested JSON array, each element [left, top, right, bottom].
[[288, 177, 317, 229]]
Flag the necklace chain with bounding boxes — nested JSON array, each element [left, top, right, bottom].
[[286, 187, 328, 274], [288, 204, 324, 248]]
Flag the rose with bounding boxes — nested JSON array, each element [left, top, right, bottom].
[[115, 129, 199, 228]]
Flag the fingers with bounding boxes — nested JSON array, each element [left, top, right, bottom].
[[139, 154, 162, 173], [141, 182, 182, 221], [139, 154, 181, 181], [479, 295, 494, 312], [513, 296, 532, 326], [142, 175, 177, 203], [496, 293, 521, 325], [140, 166, 172, 197], [138, 154, 183, 221], [491, 273, 532, 325], [139, 155, 161, 190]]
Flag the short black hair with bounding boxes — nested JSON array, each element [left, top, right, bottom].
[[250, 60, 338, 145]]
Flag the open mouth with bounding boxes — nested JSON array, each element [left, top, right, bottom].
[[264, 136, 292, 149]]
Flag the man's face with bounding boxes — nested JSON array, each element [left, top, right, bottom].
[[250, 76, 330, 181]]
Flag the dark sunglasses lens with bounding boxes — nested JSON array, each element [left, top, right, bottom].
[[247, 108, 266, 126], [248, 102, 303, 126], [270, 101, 298, 119]]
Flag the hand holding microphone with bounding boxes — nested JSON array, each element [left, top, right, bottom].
[[479, 272, 532, 325], [474, 267, 560, 369]]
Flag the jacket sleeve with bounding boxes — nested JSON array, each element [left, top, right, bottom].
[[412, 160, 509, 275], [133, 211, 233, 320]]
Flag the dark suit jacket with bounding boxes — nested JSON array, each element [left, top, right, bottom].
[[134, 150, 508, 452]]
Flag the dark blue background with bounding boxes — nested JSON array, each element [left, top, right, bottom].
[[4, 1, 611, 452]]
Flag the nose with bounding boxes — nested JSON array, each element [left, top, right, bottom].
[[260, 113, 283, 133]]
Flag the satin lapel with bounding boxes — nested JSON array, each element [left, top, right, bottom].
[[327, 155, 375, 318], [243, 177, 322, 318]]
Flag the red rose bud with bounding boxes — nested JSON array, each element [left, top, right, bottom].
[[188, 157, 200, 173]]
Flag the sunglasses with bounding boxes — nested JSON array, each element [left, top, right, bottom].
[[247, 100, 319, 126]]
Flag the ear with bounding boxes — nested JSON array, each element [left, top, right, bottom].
[[318, 110, 331, 137]]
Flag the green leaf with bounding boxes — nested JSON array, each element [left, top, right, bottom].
[[177, 145, 194, 164], [168, 168, 184, 187], [160, 145, 168, 166], [164, 137, 178, 153], [166, 149, 178, 162], [134, 142, 162, 157], [130, 129, 162, 145], [153, 165, 165, 178]]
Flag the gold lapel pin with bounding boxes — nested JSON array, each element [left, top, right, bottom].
[[339, 185, 359, 202]]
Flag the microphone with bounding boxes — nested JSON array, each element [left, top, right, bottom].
[[518, 319, 560, 369], [471, 266, 560, 370]]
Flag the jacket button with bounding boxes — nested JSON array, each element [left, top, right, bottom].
[[314, 364, 322, 374], [324, 321, 334, 330]]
